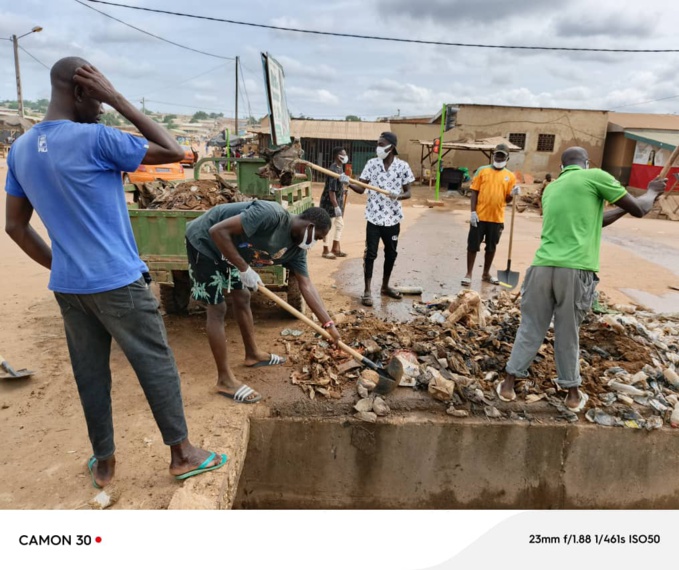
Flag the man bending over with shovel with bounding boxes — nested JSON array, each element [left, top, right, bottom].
[[185, 202, 341, 403], [497, 147, 666, 412]]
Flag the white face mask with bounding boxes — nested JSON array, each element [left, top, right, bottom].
[[376, 145, 392, 160], [493, 156, 508, 169], [298, 225, 317, 250], [339, 154, 349, 164]]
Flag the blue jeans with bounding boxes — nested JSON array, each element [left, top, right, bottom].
[[54, 278, 188, 459]]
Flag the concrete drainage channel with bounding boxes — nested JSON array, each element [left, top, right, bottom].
[[232, 413, 679, 509]]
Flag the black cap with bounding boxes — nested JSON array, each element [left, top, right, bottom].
[[494, 143, 510, 156], [380, 131, 398, 155]]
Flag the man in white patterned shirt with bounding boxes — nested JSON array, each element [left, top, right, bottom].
[[347, 132, 414, 306]]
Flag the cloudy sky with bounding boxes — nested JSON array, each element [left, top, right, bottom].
[[2, 0, 679, 121]]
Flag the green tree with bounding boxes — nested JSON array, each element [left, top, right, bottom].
[[192, 111, 209, 121], [100, 112, 121, 126], [345, 115, 361, 122], [163, 114, 177, 123], [208, 112, 224, 119]]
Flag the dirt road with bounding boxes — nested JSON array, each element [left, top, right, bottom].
[[3, 162, 679, 509]]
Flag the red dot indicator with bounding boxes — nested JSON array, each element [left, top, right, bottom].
[[95, 537, 102, 543]]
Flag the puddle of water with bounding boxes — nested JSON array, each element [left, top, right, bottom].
[[620, 289, 679, 314]]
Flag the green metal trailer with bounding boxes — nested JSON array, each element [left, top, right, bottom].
[[127, 158, 314, 313]]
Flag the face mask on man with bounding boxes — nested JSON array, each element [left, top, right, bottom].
[[376, 145, 392, 160], [298, 225, 317, 250], [339, 154, 349, 164], [493, 155, 508, 169]]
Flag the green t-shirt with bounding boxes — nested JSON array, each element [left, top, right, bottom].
[[185, 200, 308, 276], [532, 166, 627, 272]]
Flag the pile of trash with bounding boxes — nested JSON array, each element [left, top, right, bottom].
[[135, 179, 246, 210], [286, 290, 679, 429]]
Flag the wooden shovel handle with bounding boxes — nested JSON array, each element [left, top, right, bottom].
[[507, 196, 517, 261], [301, 161, 391, 197], [257, 283, 366, 362], [658, 145, 679, 180]]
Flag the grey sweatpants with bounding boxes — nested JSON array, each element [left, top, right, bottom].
[[505, 266, 598, 389]]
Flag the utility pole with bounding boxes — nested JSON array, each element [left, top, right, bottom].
[[234, 56, 239, 137], [12, 35, 24, 118], [141, 97, 146, 114], [9, 26, 43, 119]]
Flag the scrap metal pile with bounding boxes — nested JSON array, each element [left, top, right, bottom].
[[134, 179, 246, 210], [286, 290, 679, 428]]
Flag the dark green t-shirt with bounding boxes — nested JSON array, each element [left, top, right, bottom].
[[532, 166, 627, 272], [185, 200, 308, 276]]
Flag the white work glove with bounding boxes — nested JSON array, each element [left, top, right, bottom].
[[388, 188, 400, 200], [511, 186, 521, 197], [470, 211, 479, 227], [338, 174, 350, 184], [239, 266, 263, 291], [334, 206, 343, 218]]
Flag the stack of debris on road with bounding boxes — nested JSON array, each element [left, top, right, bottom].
[[135, 179, 246, 210], [285, 290, 679, 429], [515, 186, 541, 213]]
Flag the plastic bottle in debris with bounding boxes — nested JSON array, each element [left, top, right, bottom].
[[664, 368, 679, 390], [671, 402, 679, 428], [600, 314, 625, 334]]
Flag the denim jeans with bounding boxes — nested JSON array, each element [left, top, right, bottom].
[[54, 278, 188, 459]]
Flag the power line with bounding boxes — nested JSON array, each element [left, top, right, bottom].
[[19, 46, 50, 70], [87, 0, 679, 54], [613, 93, 679, 110], [143, 98, 228, 113], [131, 62, 230, 99], [75, 0, 234, 60], [238, 58, 253, 119]]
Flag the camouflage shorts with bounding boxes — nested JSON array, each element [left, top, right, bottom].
[[186, 239, 243, 305]]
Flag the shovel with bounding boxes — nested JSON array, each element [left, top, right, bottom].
[[258, 143, 392, 196], [0, 353, 35, 379], [497, 197, 520, 290], [257, 284, 404, 394]]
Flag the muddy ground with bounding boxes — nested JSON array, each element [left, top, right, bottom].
[[3, 161, 679, 509]]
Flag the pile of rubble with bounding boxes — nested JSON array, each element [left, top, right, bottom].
[[135, 179, 246, 210], [286, 290, 679, 428]]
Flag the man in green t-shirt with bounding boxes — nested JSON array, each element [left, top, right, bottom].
[[497, 147, 666, 412], [185, 201, 341, 404]]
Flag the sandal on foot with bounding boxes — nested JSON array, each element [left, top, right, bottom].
[[495, 381, 516, 403], [566, 390, 589, 413], [174, 451, 228, 481], [482, 275, 499, 285], [381, 287, 403, 300], [461, 277, 471, 287], [333, 251, 348, 258], [361, 294, 373, 307], [322, 252, 336, 259], [247, 353, 286, 368], [87, 456, 102, 490], [219, 384, 263, 404]]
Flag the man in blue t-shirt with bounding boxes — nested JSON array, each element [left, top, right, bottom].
[[4, 57, 225, 488]]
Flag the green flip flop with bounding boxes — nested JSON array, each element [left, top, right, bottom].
[[174, 451, 228, 481], [87, 456, 102, 490]]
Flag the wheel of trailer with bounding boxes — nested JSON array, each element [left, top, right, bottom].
[[159, 271, 192, 314], [286, 271, 306, 315]]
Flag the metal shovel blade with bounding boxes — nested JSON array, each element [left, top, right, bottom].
[[497, 268, 520, 290], [372, 357, 405, 395], [0, 360, 35, 379]]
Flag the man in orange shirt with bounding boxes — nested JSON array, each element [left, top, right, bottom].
[[462, 143, 519, 286]]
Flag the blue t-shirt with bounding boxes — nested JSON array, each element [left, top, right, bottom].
[[5, 121, 149, 294]]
